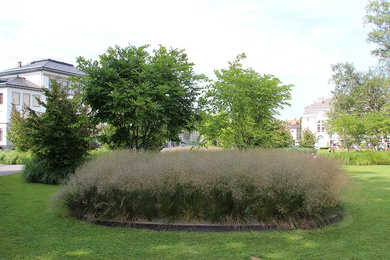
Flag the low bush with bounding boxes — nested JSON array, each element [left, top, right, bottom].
[[324, 150, 390, 165], [56, 149, 347, 228], [0, 149, 33, 165]]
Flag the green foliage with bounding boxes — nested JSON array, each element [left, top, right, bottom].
[[254, 121, 293, 148], [363, 109, 390, 145], [327, 110, 390, 150], [329, 62, 390, 116], [56, 149, 346, 227], [85, 147, 113, 161], [76, 44, 205, 151], [2, 166, 390, 258], [365, 0, 390, 60], [328, 63, 390, 149], [200, 54, 292, 149], [0, 149, 32, 165], [326, 112, 366, 150], [22, 80, 92, 184], [324, 150, 390, 165], [7, 104, 33, 151], [300, 128, 316, 148]]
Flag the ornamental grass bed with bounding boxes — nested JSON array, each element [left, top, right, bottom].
[[55, 148, 348, 230]]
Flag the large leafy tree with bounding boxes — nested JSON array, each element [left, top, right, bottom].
[[23, 81, 92, 184], [200, 54, 292, 149], [329, 62, 390, 116], [363, 110, 390, 147], [326, 1, 390, 150], [76, 44, 204, 151], [328, 63, 390, 149], [365, 0, 390, 60], [326, 112, 366, 151]]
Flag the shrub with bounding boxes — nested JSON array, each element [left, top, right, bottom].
[[56, 149, 347, 228], [324, 150, 390, 165], [22, 80, 92, 184]]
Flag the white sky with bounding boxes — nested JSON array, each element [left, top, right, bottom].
[[0, 0, 380, 119]]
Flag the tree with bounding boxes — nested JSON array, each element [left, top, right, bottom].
[[329, 62, 390, 117], [326, 113, 366, 151], [255, 120, 293, 148], [365, 0, 390, 60], [326, 1, 390, 151], [200, 54, 292, 149], [328, 62, 390, 150], [22, 81, 92, 184], [7, 104, 32, 151], [76, 44, 205, 151], [362, 110, 390, 148], [300, 129, 316, 148]]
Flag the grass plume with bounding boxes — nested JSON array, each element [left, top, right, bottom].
[[56, 148, 347, 228]]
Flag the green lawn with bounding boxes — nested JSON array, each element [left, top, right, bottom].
[[1, 166, 389, 259]]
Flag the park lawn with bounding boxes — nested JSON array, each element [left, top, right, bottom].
[[0, 166, 389, 259]]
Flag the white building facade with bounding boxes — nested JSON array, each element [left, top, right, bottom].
[[0, 59, 83, 149], [300, 97, 339, 149]]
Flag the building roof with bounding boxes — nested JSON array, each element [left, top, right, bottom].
[[286, 119, 300, 125], [302, 97, 331, 116], [0, 76, 43, 92], [0, 59, 84, 77], [287, 124, 299, 130]]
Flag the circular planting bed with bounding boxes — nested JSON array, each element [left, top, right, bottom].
[[82, 214, 342, 232], [56, 149, 347, 231]]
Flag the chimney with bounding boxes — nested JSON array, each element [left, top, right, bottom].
[[17, 61, 22, 67]]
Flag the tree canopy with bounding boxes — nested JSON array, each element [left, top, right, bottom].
[[328, 63, 390, 149], [329, 62, 390, 117], [7, 104, 32, 152], [23, 80, 91, 184], [76, 44, 205, 151], [200, 54, 292, 149], [300, 129, 316, 148], [365, 0, 390, 60]]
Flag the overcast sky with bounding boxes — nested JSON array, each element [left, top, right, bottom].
[[0, 0, 380, 119]]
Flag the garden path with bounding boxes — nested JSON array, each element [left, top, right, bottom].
[[0, 165, 24, 176]]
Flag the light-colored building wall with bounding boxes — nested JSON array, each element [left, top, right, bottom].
[[300, 97, 339, 148], [0, 59, 83, 149]]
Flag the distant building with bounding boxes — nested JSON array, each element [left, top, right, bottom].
[[300, 97, 339, 148], [164, 131, 200, 148], [286, 119, 300, 141], [0, 59, 83, 149]]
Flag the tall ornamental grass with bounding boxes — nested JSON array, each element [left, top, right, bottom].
[[0, 149, 32, 165], [56, 149, 347, 228]]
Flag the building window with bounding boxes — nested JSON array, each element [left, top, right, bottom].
[[0, 129, 3, 142], [33, 95, 40, 107], [23, 93, 30, 107], [12, 92, 20, 105], [317, 120, 324, 132], [0, 93, 3, 104], [62, 81, 68, 92]]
